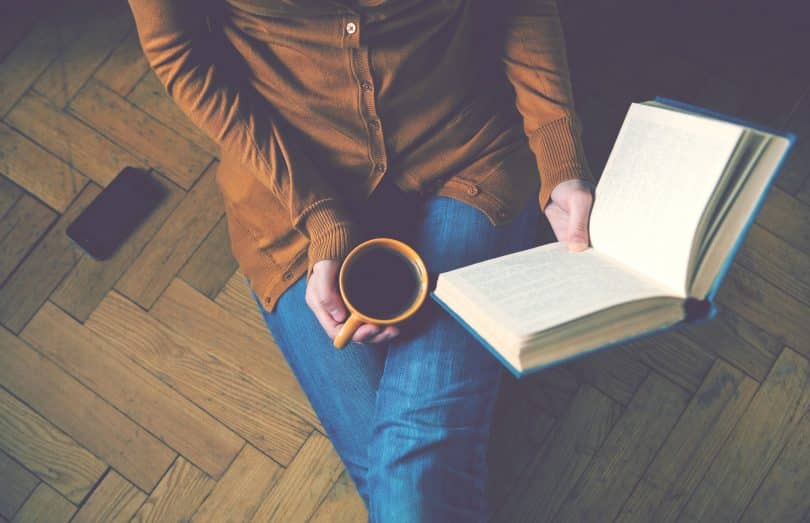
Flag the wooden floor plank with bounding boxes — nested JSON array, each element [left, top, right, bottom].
[[0, 175, 23, 219], [127, 70, 220, 156], [718, 263, 810, 359], [616, 359, 758, 523], [0, 192, 56, 285], [21, 301, 244, 479], [49, 171, 184, 323], [10, 482, 75, 523], [735, 222, 810, 306], [179, 215, 239, 300], [678, 348, 810, 522], [68, 78, 211, 190], [572, 344, 650, 406], [149, 278, 321, 430], [800, 174, 810, 206], [85, 290, 314, 466], [772, 86, 810, 193], [114, 161, 223, 309], [70, 469, 146, 523], [0, 5, 85, 116], [0, 450, 38, 520], [488, 380, 557, 514], [714, 304, 785, 357], [0, 326, 175, 493], [5, 90, 140, 187], [191, 444, 283, 523], [682, 307, 781, 382], [0, 3, 39, 63], [516, 363, 580, 418], [249, 431, 345, 523], [214, 270, 275, 335], [0, 183, 95, 333], [552, 373, 690, 523], [493, 385, 621, 523], [0, 385, 106, 505], [308, 469, 369, 523], [740, 409, 810, 523], [31, 2, 131, 107], [0, 122, 87, 213], [626, 329, 715, 393], [756, 185, 810, 255], [92, 28, 150, 96], [130, 457, 215, 523]]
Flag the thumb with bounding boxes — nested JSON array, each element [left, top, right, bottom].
[[323, 288, 348, 323], [313, 260, 348, 322], [315, 274, 348, 323], [566, 196, 591, 251]]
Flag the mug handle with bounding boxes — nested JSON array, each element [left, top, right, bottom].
[[333, 314, 365, 349]]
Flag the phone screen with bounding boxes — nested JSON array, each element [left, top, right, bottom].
[[66, 167, 165, 260]]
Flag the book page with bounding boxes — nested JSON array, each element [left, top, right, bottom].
[[438, 242, 674, 339], [589, 103, 744, 295], [690, 133, 769, 283], [690, 133, 790, 299]]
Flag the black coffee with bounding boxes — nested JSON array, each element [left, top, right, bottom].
[[344, 246, 421, 319]]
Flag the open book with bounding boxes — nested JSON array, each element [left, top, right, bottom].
[[431, 97, 796, 378]]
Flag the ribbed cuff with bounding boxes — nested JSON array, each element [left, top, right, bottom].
[[528, 114, 596, 212], [298, 200, 362, 279]]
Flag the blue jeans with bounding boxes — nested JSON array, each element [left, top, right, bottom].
[[247, 180, 538, 522]]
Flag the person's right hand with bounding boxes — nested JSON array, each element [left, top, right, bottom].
[[306, 259, 400, 345]]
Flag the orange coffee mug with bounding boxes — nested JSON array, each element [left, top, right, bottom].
[[333, 238, 429, 349]]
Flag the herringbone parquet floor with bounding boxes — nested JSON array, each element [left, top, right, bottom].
[[0, 0, 808, 522]]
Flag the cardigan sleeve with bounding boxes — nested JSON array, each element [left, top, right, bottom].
[[500, 0, 597, 212], [127, 0, 360, 272]]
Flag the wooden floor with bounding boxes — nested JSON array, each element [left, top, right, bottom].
[[0, 1, 808, 521]]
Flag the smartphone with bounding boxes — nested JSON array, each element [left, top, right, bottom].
[[66, 167, 166, 260]]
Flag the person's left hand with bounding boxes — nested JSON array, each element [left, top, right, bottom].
[[543, 178, 595, 252]]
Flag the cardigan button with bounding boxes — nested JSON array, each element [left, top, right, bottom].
[[283, 271, 294, 281], [467, 184, 480, 196], [264, 296, 272, 304], [345, 22, 357, 35]]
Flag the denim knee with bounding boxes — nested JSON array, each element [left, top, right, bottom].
[[367, 424, 491, 523], [367, 386, 497, 523]]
